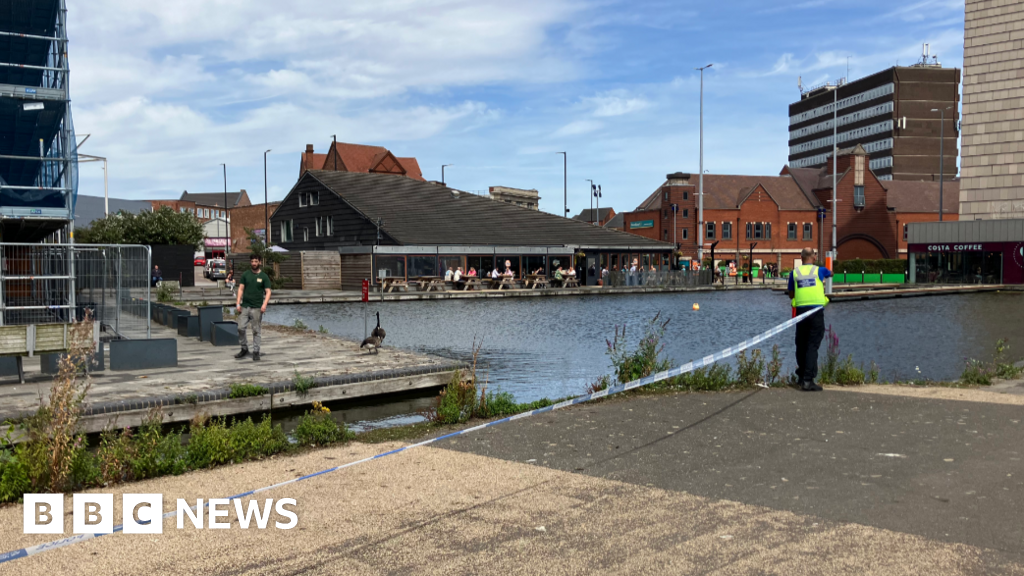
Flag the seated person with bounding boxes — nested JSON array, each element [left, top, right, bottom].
[[151, 265, 163, 287], [553, 266, 564, 286], [444, 267, 454, 282], [468, 267, 477, 277], [491, 268, 500, 280], [454, 267, 463, 282]]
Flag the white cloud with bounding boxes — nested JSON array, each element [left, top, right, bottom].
[[552, 120, 604, 137], [584, 91, 650, 117]]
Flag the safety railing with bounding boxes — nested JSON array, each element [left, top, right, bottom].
[[604, 269, 713, 288]]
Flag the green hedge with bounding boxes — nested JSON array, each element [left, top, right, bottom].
[[833, 259, 907, 274]]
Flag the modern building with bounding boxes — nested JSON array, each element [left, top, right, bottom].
[[573, 207, 616, 226], [300, 142, 424, 181], [489, 186, 540, 210], [0, 0, 76, 242], [620, 146, 957, 269], [788, 59, 960, 182], [959, 0, 1024, 220], [269, 170, 673, 289], [907, 219, 1024, 284]]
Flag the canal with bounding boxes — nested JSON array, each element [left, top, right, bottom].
[[265, 290, 1024, 429]]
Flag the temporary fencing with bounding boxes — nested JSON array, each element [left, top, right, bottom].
[[0, 306, 822, 565]]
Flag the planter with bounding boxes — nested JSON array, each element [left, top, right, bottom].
[[881, 273, 905, 284], [832, 273, 846, 283], [845, 273, 863, 283]]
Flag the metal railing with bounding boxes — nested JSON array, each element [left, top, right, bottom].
[[0, 243, 151, 340], [605, 269, 713, 288]]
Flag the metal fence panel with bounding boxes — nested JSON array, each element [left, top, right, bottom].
[[605, 269, 712, 288], [0, 243, 151, 340]]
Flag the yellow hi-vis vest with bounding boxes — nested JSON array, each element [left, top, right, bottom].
[[791, 264, 829, 308]]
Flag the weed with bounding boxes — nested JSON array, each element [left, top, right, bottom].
[[960, 358, 992, 386], [229, 415, 289, 460], [736, 349, 766, 388], [993, 339, 1024, 380], [318, 325, 329, 334], [175, 393, 199, 406], [430, 370, 478, 425], [228, 383, 268, 399], [867, 361, 880, 384], [156, 283, 175, 302], [292, 319, 308, 330], [293, 371, 316, 396], [672, 363, 734, 391], [606, 314, 671, 385], [295, 402, 349, 445], [766, 345, 783, 387], [185, 418, 234, 469]]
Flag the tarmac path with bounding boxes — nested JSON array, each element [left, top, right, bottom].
[[1, 385, 1023, 575]]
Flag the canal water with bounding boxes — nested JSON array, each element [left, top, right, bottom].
[[265, 290, 1024, 429]]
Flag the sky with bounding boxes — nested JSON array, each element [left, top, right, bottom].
[[70, 0, 966, 217]]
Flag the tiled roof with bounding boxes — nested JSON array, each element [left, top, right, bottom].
[[179, 191, 246, 208], [301, 152, 327, 175], [572, 207, 613, 222], [323, 142, 426, 181], [885, 179, 960, 214], [638, 174, 820, 211], [304, 170, 673, 249], [604, 212, 625, 229], [397, 157, 423, 180]]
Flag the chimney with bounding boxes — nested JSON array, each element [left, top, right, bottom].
[[305, 144, 314, 154], [666, 172, 692, 186]]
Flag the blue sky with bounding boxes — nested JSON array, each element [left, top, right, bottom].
[[70, 0, 965, 216]]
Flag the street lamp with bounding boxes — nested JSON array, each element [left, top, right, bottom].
[[264, 150, 271, 244], [220, 163, 229, 257], [585, 179, 594, 223], [931, 107, 952, 221], [78, 153, 108, 216], [696, 63, 712, 263], [556, 152, 567, 217], [593, 184, 602, 225], [331, 135, 337, 171], [442, 164, 452, 186]]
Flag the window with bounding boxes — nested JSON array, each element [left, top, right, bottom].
[[299, 193, 307, 208], [326, 215, 333, 236], [408, 255, 438, 277], [683, 192, 689, 200], [180, 207, 186, 213], [722, 222, 732, 240], [746, 222, 752, 239], [375, 255, 406, 280], [683, 209, 689, 218], [754, 223, 764, 239], [315, 217, 322, 237], [663, 191, 669, 201], [663, 230, 668, 240], [440, 256, 466, 274], [853, 185, 865, 207], [706, 222, 715, 240], [280, 220, 294, 242], [788, 223, 797, 240], [663, 209, 667, 218], [310, 191, 319, 206], [803, 223, 812, 240], [682, 228, 688, 240], [903, 223, 908, 241], [765, 223, 771, 239], [303, 227, 309, 242]]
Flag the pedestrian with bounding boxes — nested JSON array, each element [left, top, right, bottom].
[[785, 247, 831, 391], [151, 265, 163, 287], [235, 254, 272, 362]]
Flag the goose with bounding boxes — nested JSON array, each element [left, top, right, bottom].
[[371, 311, 386, 344], [360, 335, 382, 354]]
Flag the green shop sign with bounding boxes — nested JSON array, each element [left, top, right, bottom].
[[629, 220, 654, 229]]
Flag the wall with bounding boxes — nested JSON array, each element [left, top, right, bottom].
[[270, 175, 390, 250], [622, 210, 662, 242], [230, 203, 279, 253], [340, 254, 371, 291], [300, 251, 341, 290], [151, 244, 195, 287], [814, 158, 898, 259], [894, 211, 960, 257]]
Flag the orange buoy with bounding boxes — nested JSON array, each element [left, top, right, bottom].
[[692, 303, 700, 311]]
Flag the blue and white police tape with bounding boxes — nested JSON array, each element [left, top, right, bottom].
[[0, 306, 822, 565]]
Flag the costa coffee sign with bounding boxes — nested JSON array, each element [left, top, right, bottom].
[[924, 243, 983, 251]]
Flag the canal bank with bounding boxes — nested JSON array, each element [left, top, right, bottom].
[[0, 322, 462, 436]]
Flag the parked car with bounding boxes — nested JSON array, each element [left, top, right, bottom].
[[205, 259, 226, 280], [194, 252, 206, 266]]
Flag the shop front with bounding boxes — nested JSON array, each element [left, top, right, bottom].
[[907, 242, 1024, 285]]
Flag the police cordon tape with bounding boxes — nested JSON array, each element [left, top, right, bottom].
[[0, 306, 822, 565]]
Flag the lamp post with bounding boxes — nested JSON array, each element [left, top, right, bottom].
[[593, 184, 602, 225], [931, 107, 952, 221], [220, 163, 229, 256], [696, 63, 712, 264], [77, 153, 108, 215], [264, 150, 271, 244], [442, 164, 452, 186], [557, 152, 567, 216], [585, 179, 594, 223]]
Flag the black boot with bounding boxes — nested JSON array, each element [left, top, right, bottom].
[[235, 348, 249, 359], [801, 381, 822, 392], [253, 352, 261, 362]]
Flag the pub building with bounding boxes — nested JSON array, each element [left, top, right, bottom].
[[268, 170, 676, 289], [907, 220, 1024, 284]]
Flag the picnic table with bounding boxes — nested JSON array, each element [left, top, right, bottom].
[[489, 275, 517, 290], [460, 277, 485, 291], [524, 274, 549, 289], [414, 276, 446, 292], [381, 277, 409, 293], [562, 276, 580, 288]]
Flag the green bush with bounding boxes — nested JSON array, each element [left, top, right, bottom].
[[229, 416, 289, 460], [432, 371, 478, 425], [295, 403, 347, 446], [229, 383, 269, 399], [185, 418, 235, 469], [156, 283, 176, 303], [607, 314, 671, 385], [0, 449, 31, 503], [293, 371, 316, 396], [961, 358, 992, 386], [672, 363, 734, 391], [76, 206, 204, 246], [736, 349, 766, 387]]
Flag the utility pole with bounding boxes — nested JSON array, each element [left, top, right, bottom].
[[221, 163, 229, 256], [264, 150, 271, 244], [696, 63, 712, 264], [557, 152, 567, 217], [827, 79, 840, 295]]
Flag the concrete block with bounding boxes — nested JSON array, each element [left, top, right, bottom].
[[41, 344, 105, 374], [109, 339, 177, 371], [177, 315, 200, 338], [0, 356, 20, 377], [211, 321, 239, 347], [197, 306, 224, 342], [168, 310, 191, 330]]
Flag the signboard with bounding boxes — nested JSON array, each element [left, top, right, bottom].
[[23, 102, 44, 111], [629, 220, 654, 230], [908, 243, 1004, 253], [204, 238, 228, 247], [361, 279, 369, 302], [254, 229, 267, 241]]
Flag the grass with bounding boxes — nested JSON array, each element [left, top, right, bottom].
[[228, 383, 269, 399], [293, 371, 316, 396]]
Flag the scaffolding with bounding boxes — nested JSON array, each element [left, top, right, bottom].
[[0, 0, 76, 243]]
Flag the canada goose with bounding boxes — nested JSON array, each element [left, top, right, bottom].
[[360, 335, 382, 354], [371, 311, 386, 344]]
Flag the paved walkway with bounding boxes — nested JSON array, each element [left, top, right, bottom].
[[1, 385, 1023, 574]]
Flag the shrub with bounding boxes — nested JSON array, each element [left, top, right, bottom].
[[293, 371, 316, 396], [229, 383, 268, 399], [292, 319, 308, 331], [431, 371, 478, 425], [157, 283, 176, 302], [767, 345, 783, 387], [229, 415, 289, 460], [993, 339, 1023, 380], [607, 314, 671, 385], [476, 390, 519, 417], [736, 349, 766, 388], [833, 259, 906, 275], [0, 448, 31, 503], [961, 358, 992, 386], [673, 363, 734, 391], [295, 402, 347, 445], [185, 418, 234, 469], [130, 416, 186, 480], [76, 206, 204, 246]]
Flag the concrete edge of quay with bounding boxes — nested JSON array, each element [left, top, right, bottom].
[[0, 361, 465, 439]]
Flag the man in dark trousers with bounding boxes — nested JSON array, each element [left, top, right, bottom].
[[785, 247, 831, 391], [235, 254, 272, 361]]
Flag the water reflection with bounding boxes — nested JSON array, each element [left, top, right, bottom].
[[266, 291, 1024, 405]]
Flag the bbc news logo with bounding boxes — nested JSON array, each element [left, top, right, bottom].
[[23, 494, 297, 534]]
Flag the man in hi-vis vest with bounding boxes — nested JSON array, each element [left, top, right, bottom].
[[785, 247, 832, 391]]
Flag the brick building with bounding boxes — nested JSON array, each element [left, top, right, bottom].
[[621, 146, 957, 269], [150, 190, 251, 224], [573, 207, 616, 226], [300, 142, 424, 180], [229, 202, 280, 253]]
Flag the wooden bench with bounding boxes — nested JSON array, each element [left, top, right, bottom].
[[381, 278, 409, 293], [0, 322, 99, 383], [563, 277, 580, 288], [525, 275, 550, 289], [415, 277, 446, 292], [461, 277, 485, 291], [489, 277, 516, 290]]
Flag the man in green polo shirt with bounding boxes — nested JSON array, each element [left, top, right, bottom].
[[235, 254, 272, 361]]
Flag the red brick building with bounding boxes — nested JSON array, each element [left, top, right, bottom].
[[300, 142, 424, 180], [150, 190, 251, 224], [621, 145, 956, 269], [229, 202, 281, 253]]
